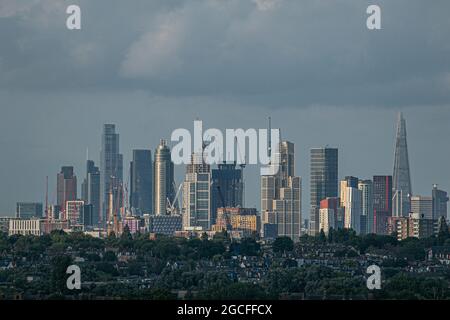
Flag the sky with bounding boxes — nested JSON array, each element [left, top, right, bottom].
[[0, 0, 449, 217]]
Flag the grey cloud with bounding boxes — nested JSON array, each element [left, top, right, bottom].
[[0, 0, 449, 107]]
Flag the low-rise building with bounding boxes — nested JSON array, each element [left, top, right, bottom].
[[9, 218, 43, 236]]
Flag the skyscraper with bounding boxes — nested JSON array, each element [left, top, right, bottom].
[[432, 185, 449, 220], [261, 140, 302, 241], [393, 112, 412, 217], [343, 185, 362, 234], [100, 124, 123, 224], [130, 149, 153, 215], [154, 140, 175, 215], [410, 196, 433, 220], [310, 147, 338, 235], [183, 152, 211, 230], [340, 176, 359, 208], [373, 175, 392, 234], [57, 166, 77, 209], [211, 162, 244, 225], [81, 160, 101, 226], [358, 180, 374, 234]]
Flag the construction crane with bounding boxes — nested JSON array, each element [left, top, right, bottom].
[[167, 182, 183, 215], [235, 137, 246, 206], [45, 176, 49, 233]]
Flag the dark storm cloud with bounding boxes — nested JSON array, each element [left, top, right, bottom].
[[1, 0, 449, 107]]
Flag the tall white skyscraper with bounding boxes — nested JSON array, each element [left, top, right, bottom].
[[343, 186, 362, 234], [154, 140, 175, 215], [182, 152, 211, 231], [358, 180, 373, 234]]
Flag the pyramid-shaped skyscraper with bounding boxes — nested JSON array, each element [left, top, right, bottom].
[[393, 112, 412, 217]]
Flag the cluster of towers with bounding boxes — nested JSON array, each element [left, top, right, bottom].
[[309, 113, 448, 239], [52, 124, 247, 235], [45, 113, 448, 241]]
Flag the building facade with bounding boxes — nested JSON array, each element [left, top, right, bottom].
[[261, 141, 302, 241], [310, 147, 338, 235], [211, 162, 244, 226], [100, 124, 123, 225], [81, 160, 101, 226], [358, 180, 374, 234], [373, 175, 393, 235], [130, 149, 153, 215], [16, 202, 43, 219], [56, 166, 77, 209], [411, 196, 433, 220], [432, 185, 449, 220], [393, 112, 413, 217], [183, 153, 211, 231], [154, 140, 175, 215]]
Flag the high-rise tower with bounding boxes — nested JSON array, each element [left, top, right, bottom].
[[373, 175, 392, 234], [183, 152, 211, 230], [310, 147, 338, 235], [261, 140, 302, 242], [211, 162, 243, 226], [57, 166, 77, 209], [154, 140, 175, 215], [393, 112, 412, 217], [130, 149, 153, 215], [100, 124, 123, 225], [81, 160, 101, 226]]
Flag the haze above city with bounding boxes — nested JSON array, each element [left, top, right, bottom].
[[1, 0, 450, 216]]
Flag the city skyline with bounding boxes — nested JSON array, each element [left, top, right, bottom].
[[1, 109, 449, 224], [1, 1, 450, 218]]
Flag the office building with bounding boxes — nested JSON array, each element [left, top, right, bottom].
[[373, 175, 392, 235], [393, 112, 413, 217], [340, 176, 359, 208], [343, 185, 362, 234], [16, 202, 43, 219], [56, 166, 77, 209], [211, 162, 244, 226], [65, 200, 85, 226], [183, 152, 211, 231], [130, 149, 153, 215], [358, 180, 374, 234], [154, 140, 175, 215], [81, 160, 101, 226], [411, 196, 433, 220], [432, 185, 449, 220], [319, 197, 340, 234], [273, 177, 302, 241], [261, 140, 302, 241], [310, 147, 338, 235], [100, 124, 123, 225]]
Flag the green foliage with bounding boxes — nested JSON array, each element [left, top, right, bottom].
[[231, 238, 260, 256], [273, 237, 294, 253]]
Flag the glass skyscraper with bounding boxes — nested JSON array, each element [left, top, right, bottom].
[[100, 124, 123, 225], [81, 160, 101, 226], [393, 112, 412, 217], [211, 162, 243, 226], [130, 149, 153, 215], [310, 147, 338, 235]]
